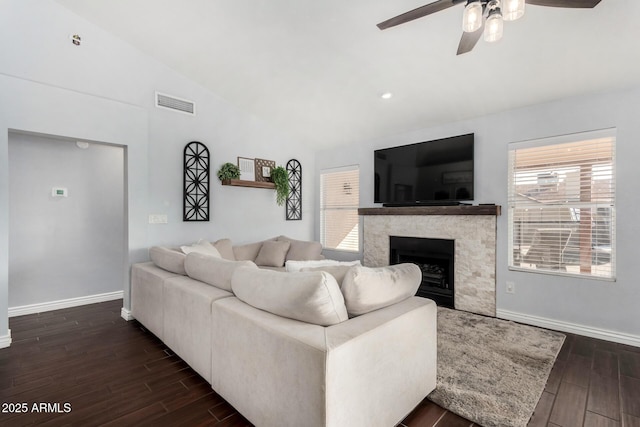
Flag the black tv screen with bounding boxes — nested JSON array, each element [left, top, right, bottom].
[[374, 133, 474, 205]]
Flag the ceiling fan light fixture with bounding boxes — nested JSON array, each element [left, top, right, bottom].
[[484, 5, 504, 43], [503, 0, 525, 21], [462, 0, 483, 33]]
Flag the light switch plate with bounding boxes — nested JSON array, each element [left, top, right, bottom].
[[148, 214, 168, 224]]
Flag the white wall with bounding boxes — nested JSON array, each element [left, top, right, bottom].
[[315, 86, 640, 341], [0, 74, 149, 347], [9, 133, 124, 307], [0, 0, 316, 345]]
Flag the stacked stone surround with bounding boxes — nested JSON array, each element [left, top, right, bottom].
[[362, 210, 497, 317]]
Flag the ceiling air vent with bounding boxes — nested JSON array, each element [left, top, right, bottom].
[[155, 92, 196, 116]]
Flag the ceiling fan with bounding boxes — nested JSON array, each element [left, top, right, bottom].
[[377, 0, 602, 55]]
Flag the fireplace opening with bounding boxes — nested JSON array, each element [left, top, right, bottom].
[[389, 236, 455, 309]]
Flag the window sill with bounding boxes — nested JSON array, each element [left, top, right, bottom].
[[508, 266, 616, 282]]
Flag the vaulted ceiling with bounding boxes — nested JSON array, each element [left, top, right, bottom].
[[55, 0, 640, 147]]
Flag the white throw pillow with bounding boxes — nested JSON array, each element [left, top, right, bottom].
[[231, 267, 349, 326], [285, 259, 361, 272], [340, 264, 422, 317], [184, 252, 258, 292], [181, 239, 222, 258]]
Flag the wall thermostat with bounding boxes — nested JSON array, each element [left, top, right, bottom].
[[52, 187, 68, 198]]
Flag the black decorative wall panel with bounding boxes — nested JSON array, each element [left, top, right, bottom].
[[183, 141, 210, 221], [286, 159, 302, 221]]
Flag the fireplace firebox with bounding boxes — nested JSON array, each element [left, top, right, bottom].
[[389, 236, 455, 308]]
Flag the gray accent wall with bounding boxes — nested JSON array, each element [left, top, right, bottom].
[[9, 133, 124, 307], [315, 86, 640, 340]]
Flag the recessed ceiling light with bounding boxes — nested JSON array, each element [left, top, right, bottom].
[[381, 92, 393, 100]]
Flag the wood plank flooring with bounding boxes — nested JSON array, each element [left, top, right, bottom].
[[0, 300, 638, 426]]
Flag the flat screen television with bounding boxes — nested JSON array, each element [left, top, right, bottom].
[[374, 133, 474, 206]]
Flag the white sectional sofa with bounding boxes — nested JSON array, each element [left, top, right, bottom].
[[130, 236, 437, 427]]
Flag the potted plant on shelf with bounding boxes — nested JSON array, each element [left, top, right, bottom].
[[270, 166, 290, 206], [217, 162, 241, 183]]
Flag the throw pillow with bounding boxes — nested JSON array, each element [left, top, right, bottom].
[[300, 265, 353, 286], [285, 259, 361, 272], [180, 239, 222, 258], [232, 241, 263, 261], [340, 264, 422, 317], [149, 246, 187, 275], [231, 267, 348, 326], [213, 238, 236, 261], [254, 240, 291, 267], [184, 252, 258, 292], [277, 235, 324, 261]]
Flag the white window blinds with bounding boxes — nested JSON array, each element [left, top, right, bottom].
[[320, 166, 360, 252], [508, 129, 616, 280]]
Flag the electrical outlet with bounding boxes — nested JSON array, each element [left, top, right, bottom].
[[506, 281, 515, 294]]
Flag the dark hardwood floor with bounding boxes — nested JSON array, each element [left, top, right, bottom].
[[0, 300, 638, 427]]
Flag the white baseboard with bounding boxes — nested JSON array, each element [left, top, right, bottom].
[[497, 309, 640, 348], [121, 307, 134, 321], [8, 291, 124, 317], [0, 330, 11, 349]]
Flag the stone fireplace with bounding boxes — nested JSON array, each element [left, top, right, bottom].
[[359, 205, 499, 317]]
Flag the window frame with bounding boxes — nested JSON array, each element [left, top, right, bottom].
[[319, 165, 360, 253], [507, 128, 616, 281]]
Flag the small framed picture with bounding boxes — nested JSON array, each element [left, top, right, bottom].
[[237, 157, 256, 181], [255, 158, 276, 182]]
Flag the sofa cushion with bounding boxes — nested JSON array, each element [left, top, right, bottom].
[[340, 264, 422, 317], [149, 246, 187, 275], [285, 259, 361, 272], [233, 241, 263, 261], [300, 265, 352, 286], [185, 252, 258, 292], [277, 235, 324, 261], [231, 267, 348, 326], [163, 275, 233, 382], [213, 238, 236, 261], [254, 240, 291, 267], [181, 239, 222, 258], [131, 262, 179, 339]]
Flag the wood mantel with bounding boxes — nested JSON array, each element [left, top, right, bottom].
[[358, 205, 501, 216]]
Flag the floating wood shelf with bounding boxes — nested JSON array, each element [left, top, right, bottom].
[[221, 179, 275, 189]]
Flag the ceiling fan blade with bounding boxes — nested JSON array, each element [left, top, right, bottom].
[[525, 0, 601, 8], [456, 27, 483, 55], [377, 0, 463, 30]]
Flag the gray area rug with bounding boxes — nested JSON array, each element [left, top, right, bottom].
[[428, 307, 565, 427]]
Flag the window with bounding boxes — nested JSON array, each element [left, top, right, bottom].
[[320, 166, 360, 252], [508, 129, 615, 280]]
